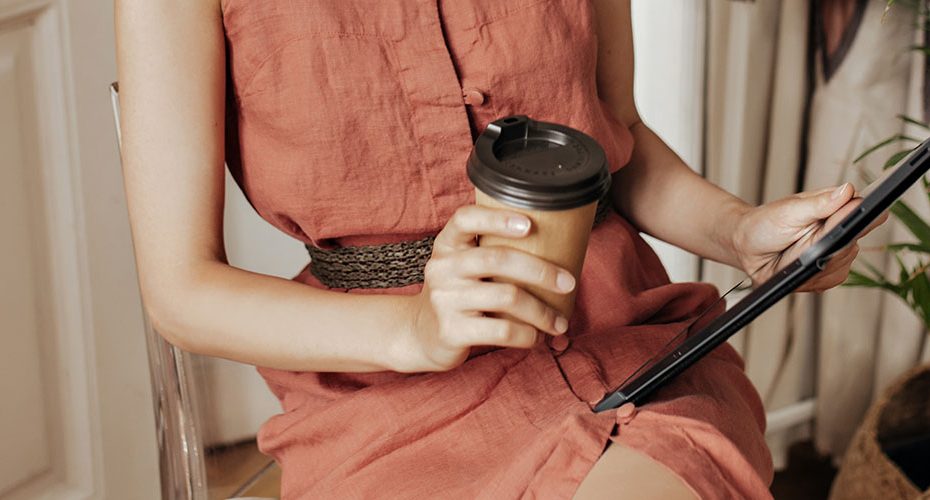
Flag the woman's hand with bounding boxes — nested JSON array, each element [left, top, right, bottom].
[[396, 206, 575, 372], [731, 183, 889, 291]]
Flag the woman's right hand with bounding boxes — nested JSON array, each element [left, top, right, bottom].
[[396, 205, 576, 372]]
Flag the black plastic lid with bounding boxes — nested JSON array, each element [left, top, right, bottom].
[[466, 115, 611, 210]]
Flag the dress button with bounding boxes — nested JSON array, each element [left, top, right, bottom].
[[462, 88, 486, 106], [615, 402, 637, 425], [547, 334, 570, 354]]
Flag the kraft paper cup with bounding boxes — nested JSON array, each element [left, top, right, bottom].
[[467, 115, 610, 321]]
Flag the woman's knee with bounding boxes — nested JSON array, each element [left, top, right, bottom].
[[572, 442, 698, 500]]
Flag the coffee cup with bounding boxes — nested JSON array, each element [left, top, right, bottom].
[[466, 115, 611, 320]]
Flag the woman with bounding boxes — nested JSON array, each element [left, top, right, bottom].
[[114, 0, 884, 498]]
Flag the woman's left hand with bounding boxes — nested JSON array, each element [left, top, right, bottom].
[[731, 183, 889, 291]]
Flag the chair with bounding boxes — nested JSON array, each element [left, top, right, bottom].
[[109, 82, 279, 500]]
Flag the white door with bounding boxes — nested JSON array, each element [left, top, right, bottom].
[[0, 0, 159, 498]]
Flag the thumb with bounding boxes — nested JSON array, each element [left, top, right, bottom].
[[790, 183, 854, 224]]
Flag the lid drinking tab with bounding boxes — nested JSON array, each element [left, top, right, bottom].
[[466, 115, 611, 210]]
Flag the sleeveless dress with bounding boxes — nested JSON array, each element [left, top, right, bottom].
[[221, 1, 774, 498]]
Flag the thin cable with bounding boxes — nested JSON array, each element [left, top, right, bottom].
[[615, 218, 833, 391], [613, 276, 751, 390]]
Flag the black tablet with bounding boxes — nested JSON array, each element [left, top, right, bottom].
[[593, 136, 930, 413]]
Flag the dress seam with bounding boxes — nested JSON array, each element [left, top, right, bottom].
[[671, 423, 743, 500], [560, 417, 619, 500]]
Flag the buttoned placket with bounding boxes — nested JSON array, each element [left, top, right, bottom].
[[403, 1, 629, 422], [433, 2, 491, 142], [547, 333, 571, 355], [462, 88, 486, 106], [391, 1, 479, 220]]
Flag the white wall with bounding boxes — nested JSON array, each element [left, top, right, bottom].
[[631, 0, 707, 283]]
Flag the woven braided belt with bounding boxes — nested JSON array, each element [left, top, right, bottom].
[[307, 194, 614, 290]]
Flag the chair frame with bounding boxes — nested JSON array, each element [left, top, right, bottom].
[[110, 82, 210, 500]]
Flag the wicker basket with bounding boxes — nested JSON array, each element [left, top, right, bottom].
[[829, 364, 930, 499]]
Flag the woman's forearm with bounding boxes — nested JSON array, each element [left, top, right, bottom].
[[590, 0, 750, 269], [611, 122, 751, 269], [146, 260, 416, 372]]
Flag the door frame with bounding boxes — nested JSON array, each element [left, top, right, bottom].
[[0, 0, 159, 497]]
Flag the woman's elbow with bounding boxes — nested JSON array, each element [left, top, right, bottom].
[[139, 277, 206, 354]]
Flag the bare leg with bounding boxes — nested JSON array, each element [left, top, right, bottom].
[[572, 442, 698, 500]]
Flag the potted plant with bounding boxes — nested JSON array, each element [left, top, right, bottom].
[[843, 114, 930, 332], [844, 0, 930, 333], [831, 5, 930, 497]]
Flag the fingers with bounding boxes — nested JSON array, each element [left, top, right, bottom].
[[435, 282, 567, 336], [792, 183, 855, 223], [816, 202, 888, 254], [821, 243, 859, 273], [458, 316, 540, 349], [796, 184, 843, 199], [817, 186, 890, 237], [435, 246, 576, 294], [421, 205, 578, 359], [433, 205, 532, 255], [819, 197, 862, 232], [823, 183, 855, 214], [801, 244, 860, 291], [804, 269, 851, 291], [856, 209, 890, 239]]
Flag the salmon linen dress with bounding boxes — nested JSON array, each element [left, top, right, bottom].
[[220, 0, 775, 498]]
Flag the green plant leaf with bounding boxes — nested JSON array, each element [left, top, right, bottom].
[[885, 150, 914, 169], [859, 257, 889, 282], [890, 200, 930, 246], [895, 253, 911, 284], [854, 134, 922, 164], [886, 242, 930, 254], [844, 269, 905, 301], [844, 258, 904, 293], [899, 114, 930, 130], [845, 269, 885, 288], [910, 271, 930, 328]]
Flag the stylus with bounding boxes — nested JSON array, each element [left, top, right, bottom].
[[593, 259, 822, 412]]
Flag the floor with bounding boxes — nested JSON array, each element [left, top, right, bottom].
[[205, 440, 280, 499], [770, 441, 838, 499], [205, 439, 837, 499]]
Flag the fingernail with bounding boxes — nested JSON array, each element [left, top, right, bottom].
[[831, 183, 848, 200], [554, 315, 568, 333], [557, 271, 575, 292], [507, 216, 530, 233]]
